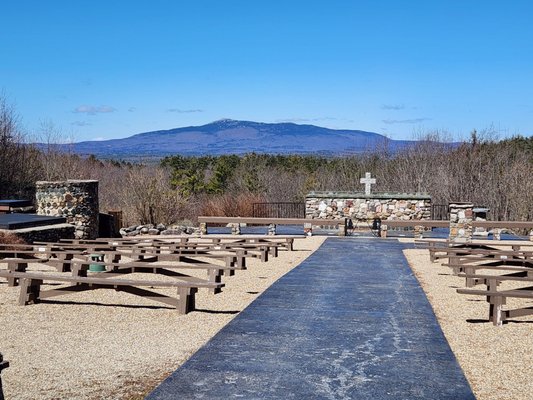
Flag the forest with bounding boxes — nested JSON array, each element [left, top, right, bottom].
[[2, 95, 532, 226]]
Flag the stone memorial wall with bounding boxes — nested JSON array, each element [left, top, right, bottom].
[[305, 192, 432, 222], [36, 180, 99, 239]]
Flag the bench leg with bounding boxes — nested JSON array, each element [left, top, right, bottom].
[[55, 253, 73, 272], [261, 248, 268, 262], [7, 261, 27, 287], [489, 296, 505, 326], [208, 269, 223, 294], [225, 257, 236, 276], [287, 239, 294, 251], [177, 287, 198, 314], [18, 278, 42, 305], [71, 263, 89, 277]]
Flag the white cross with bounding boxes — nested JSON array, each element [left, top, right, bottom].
[[360, 172, 376, 195]]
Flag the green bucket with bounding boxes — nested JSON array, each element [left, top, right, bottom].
[[89, 254, 106, 272]]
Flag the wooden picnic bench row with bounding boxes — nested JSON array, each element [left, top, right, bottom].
[[416, 238, 533, 262], [0, 270, 217, 314], [60, 234, 301, 251], [0, 235, 306, 313], [416, 238, 533, 326]]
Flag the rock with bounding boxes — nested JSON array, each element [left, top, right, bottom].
[[161, 229, 182, 235], [156, 223, 166, 231], [148, 228, 160, 235]]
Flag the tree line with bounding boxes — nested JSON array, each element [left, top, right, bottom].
[[1, 94, 532, 225]]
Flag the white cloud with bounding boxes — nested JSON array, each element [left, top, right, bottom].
[[382, 118, 431, 124], [275, 117, 338, 123], [73, 105, 117, 115], [166, 108, 204, 113], [381, 104, 405, 110], [71, 121, 92, 127]]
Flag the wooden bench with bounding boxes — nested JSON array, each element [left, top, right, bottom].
[[61, 236, 288, 255], [0, 246, 91, 274], [129, 241, 273, 262], [457, 273, 533, 326], [1, 255, 238, 294], [60, 234, 303, 253], [444, 249, 533, 275], [197, 216, 347, 236], [32, 241, 250, 269], [416, 238, 533, 262], [0, 270, 223, 314]]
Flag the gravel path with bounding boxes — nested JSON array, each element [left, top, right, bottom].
[[0, 236, 325, 400], [403, 244, 533, 400]]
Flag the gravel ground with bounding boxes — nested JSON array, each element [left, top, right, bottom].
[[0, 236, 325, 400], [403, 243, 533, 400]]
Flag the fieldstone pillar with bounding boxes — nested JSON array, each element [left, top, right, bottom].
[[36, 180, 99, 240], [267, 224, 276, 236], [231, 223, 241, 235], [449, 202, 474, 243], [414, 225, 424, 239]]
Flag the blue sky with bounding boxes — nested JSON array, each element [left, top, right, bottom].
[[2, 1, 533, 142]]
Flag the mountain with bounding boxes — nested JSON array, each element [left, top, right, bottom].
[[63, 119, 416, 159]]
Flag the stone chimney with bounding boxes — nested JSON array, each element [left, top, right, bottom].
[[36, 180, 99, 239]]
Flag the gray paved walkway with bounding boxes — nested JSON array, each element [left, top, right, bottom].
[[147, 238, 474, 399]]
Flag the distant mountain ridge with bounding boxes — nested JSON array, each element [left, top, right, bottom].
[[62, 119, 417, 159]]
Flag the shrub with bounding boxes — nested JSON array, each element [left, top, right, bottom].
[[0, 231, 27, 246]]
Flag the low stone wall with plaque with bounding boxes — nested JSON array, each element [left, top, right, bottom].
[[305, 191, 432, 222]]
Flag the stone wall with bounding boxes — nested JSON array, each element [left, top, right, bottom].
[[36, 180, 99, 240], [305, 192, 432, 222]]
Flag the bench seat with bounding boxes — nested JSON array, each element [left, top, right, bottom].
[[457, 273, 533, 326], [0, 270, 223, 314]]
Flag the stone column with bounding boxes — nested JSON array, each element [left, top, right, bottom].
[[414, 225, 424, 239], [267, 224, 276, 236], [231, 223, 241, 235], [449, 202, 474, 243], [199, 222, 208, 235], [337, 219, 347, 236], [36, 180, 99, 240]]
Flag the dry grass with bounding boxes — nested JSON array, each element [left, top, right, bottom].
[[0, 231, 27, 246], [200, 192, 266, 217]]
